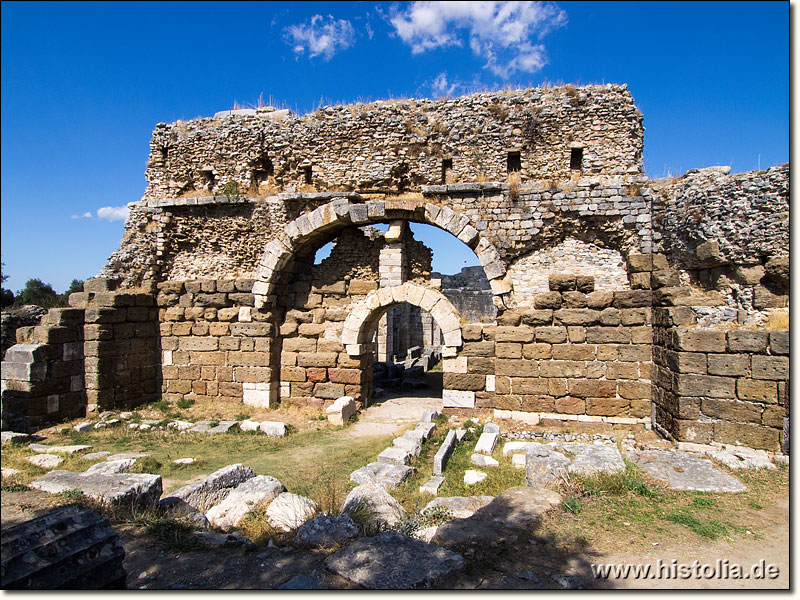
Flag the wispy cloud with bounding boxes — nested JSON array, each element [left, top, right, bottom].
[[389, 1, 567, 78], [97, 206, 129, 222], [285, 14, 356, 60], [424, 71, 486, 99], [71, 211, 93, 220]]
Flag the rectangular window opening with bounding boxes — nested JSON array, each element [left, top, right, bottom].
[[507, 151, 521, 173], [302, 165, 312, 184], [441, 158, 453, 184], [570, 148, 583, 171]]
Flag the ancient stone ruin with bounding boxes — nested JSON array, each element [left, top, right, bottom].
[[1, 84, 789, 452]]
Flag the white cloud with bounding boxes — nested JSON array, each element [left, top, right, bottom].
[[71, 211, 93, 220], [389, 1, 567, 77], [285, 14, 356, 60], [97, 206, 129, 222]]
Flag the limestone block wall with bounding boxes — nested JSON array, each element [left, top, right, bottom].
[[443, 282, 653, 424], [652, 307, 788, 451], [143, 85, 643, 201], [1, 308, 86, 431], [155, 278, 276, 407], [68, 281, 159, 410]]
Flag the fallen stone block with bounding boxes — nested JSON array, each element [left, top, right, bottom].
[[206, 475, 285, 530], [350, 462, 414, 489], [2, 468, 21, 478], [512, 454, 526, 469], [377, 447, 413, 466], [167, 420, 194, 431], [30, 471, 162, 506], [433, 430, 458, 476], [392, 436, 422, 456], [157, 497, 211, 530], [239, 419, 260, 432], [260, 421, 286, 436], [29, 443, 91, 454], [628, 450, 746, 492], [173, 458, 196, 465], [0, 506, 126, 589], [82, 451, 111, 461], [85, 459, 136, 475], [464, 470, 487, 485], [207, 421, 238, 434], [503, 441, 532, 457], [525, 445, 571, 487], [424, 496, 493, 519], [326, 396, 356, 426], [483, 422, 501, 434], [163, 464, 256, 512], [73, 423, 92, 433], [419, 476, 445, 495], [26, 454, 63, 469], [324, 530, 465, 589], [266, 492, 318, 532], [294, 514, 359, 548], [106, 453, 149, 461], [2, 432, 31, 445], [421, 410, 441, 423], [470, 454, 499, 467], [342, 484, 406, 533], [414, 421, 436, 440], [474, 431, 498, 455]]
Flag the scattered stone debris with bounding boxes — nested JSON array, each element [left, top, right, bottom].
[[470, 454, 499, 467], [173, 458, 196, 465], [30, 471, 162, 506], [206, 476, 286, 531], [266, 492, 318, 532], [326, 396, 356, 426], [424, 496, 493, 519], [279, 575, 326, 590], [26, 454, 63, 469], [707, 448, 775, 470], [2, 467, 21, 478], [29, 443, 91, 454], [1, 431, 31, 445], [419, 476, 445, 495], [162, 464, 256, 512], [350, 462, 414, 489], [342, 484, 406, 532], [464, 470, 487, 485]]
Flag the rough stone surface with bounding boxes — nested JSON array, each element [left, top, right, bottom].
[[206, 475, 286, 530], [2, 431, 31, 445], [424, 496, 493, 519], [0, 506, 126, 589], [30, 471, 163, 506], [464, 470, 488, 485], [707, 449, 775, 470], [525, 445, 571, 487], [474, 431, 499, 455], [26, 454, 63, 469], [84, 459, 136, 475], [294, 514, 359, 548], [342, 484, 406, 533], [433, 430, 458, 476], [164, 464, 256, 512], [419, 476, 445, 495], [627, 450, 746, 492], [266, 492, 318, 532], [157, 496, 212, 530], [433, 487, 561, 547], [279, 575, 326, 590], [29, 443, 91, 454], [470, 453, 499, 467], [552, 442, 626, 475], [324, 530, 465, 589], [350, 462, 414, 489]]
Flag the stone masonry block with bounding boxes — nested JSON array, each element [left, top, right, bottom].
[[726, 330, 768, 354], [675, 329, 727, 353], [737, 379, 777, 403], [751, 355, 789, 381], [675, 374, 735, 399], [706, 354, 750, 377]]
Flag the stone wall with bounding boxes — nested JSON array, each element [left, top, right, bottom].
[[441, 276, 652, 425], [143, 85, 643, 201], [1, 307, 86, 430], [652, 306, 788, 451]]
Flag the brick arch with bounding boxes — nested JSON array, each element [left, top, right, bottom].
[[341, 282, 462, 357], [251, 197, 510, 308]]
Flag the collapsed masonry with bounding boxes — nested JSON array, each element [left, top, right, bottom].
[[1, 85, 789, 452]]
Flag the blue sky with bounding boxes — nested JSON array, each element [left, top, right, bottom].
[[1, 1, 788, 294]]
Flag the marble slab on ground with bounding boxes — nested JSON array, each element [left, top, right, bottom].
[[550, 443, 626, 475], [627, 449, 746, 492]]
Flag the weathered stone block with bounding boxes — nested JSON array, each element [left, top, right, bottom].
[[442, 373, 485, 391], [707, 354, 750, 377], [751, 355, 789, 380], [586, 397, 629, 416], [727, 330, 768, 353], [495, 342, 522, 359], [675, 329, 726, 353], [534, 292, 562, 310], [713, 422, 780, 452], [539, 360, 585, 378], [535, 326, 567, 343], [549, 274, 576, 291], [701, 399, 762, 423], [494, 326, 534, 343], [769, 331, 789, 355], [298, 353, 338, 368], [675, 374, 735, 398], [460, 341, 494, 357], [736, 378, 777, 403]]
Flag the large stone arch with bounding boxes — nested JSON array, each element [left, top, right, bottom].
[[341, 282, 462, 357], [252, 197, 511, 308]]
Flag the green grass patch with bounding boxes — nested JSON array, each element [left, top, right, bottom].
[[663, 509, 741, 539], [144, 516, 204, 552]]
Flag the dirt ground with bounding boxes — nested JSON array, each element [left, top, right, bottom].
[[1, 390, 789, 590]]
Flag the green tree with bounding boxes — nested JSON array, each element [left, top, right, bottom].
[[61, 279, 85, 304], [0, 263, 14, 307], [15, 279, 64, 309]]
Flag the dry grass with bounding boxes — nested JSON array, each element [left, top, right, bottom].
[[385, 191, 424, 203], [766, 310, 789, 330]]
